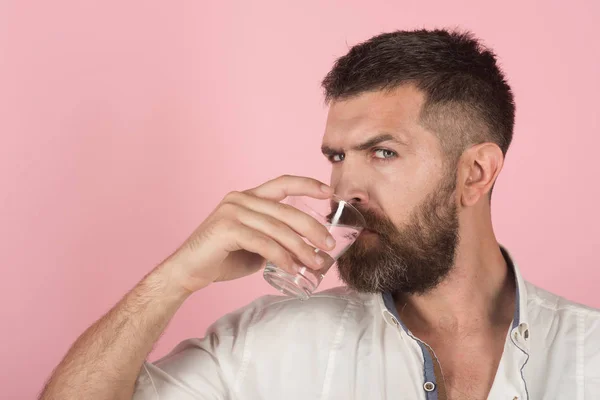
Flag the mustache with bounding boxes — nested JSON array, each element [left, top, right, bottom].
[[326, 202, 396, 235], [357, 208, 397, 236]]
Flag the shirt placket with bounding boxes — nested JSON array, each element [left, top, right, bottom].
[[383, 292, 442, 400]]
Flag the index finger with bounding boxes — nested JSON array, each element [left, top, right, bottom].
[[246, 175, 334, 201]]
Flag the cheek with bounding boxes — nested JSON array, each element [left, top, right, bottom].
[[369, 185, 412, 224], [372, 161, 441, 222]]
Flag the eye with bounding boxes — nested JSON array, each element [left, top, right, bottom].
[[373, 149, 397, 160], [329, 153, 345, 163]]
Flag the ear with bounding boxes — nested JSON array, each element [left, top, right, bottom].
[[458, 143, 504, 207]]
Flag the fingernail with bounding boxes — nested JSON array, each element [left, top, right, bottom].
[[326, 236, 336, 249], [315, 253, 325, 266], [321, 184, 334, 194]]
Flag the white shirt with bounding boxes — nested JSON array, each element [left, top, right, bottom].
[[133, 249, 600, 399]]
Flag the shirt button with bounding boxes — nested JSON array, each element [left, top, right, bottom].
[[423, 381, 436, 392]]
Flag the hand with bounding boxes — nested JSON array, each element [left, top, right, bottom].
[[164, 175, 337, 293]]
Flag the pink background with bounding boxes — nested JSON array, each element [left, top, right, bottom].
[[1, 1, 599, 398]]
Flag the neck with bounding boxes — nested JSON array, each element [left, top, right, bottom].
[[396, 209, 515, 336]]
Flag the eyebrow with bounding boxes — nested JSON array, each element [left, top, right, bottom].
[[321, 133, 407, 156]]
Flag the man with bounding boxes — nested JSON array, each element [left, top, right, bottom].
[[40, 29, 600, 400]]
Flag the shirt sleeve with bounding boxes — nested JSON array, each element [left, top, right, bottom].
[[132, 298, 262, 400], [584, 308, 600, 396]]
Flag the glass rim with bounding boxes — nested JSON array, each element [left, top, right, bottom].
[[297, 193, 366, 228]]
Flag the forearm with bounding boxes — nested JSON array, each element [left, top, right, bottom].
[[39, 261, 192, 400]]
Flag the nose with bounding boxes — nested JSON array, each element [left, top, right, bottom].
[[334, 181, 369, 207]]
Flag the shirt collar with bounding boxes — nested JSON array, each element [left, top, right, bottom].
[[501, 246, 529, 330], [502, 246, 530, 349], [379, 245, 530, 346]]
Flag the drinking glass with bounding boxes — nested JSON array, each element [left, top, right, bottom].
[[263, 194, 365, 300]]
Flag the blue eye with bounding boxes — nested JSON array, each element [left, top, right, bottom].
[[330, 153, 345, 163], [373, 149, 397, 159]]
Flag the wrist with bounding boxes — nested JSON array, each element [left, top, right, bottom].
[[153, 258, 212, 297], [146, 261, 195, 303]]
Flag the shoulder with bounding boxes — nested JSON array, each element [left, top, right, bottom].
[[525, 280, 600, 318], [215, 286, 377, 334], [240, 287, 376, 325], [199, 287, 378, 371], [254, 286, 374, 314], [525, 281, 600, 359]]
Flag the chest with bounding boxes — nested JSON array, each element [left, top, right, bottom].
[[425, 338, 506, 400], [238, 319, 558, 400], [435, 354, 499, 400]]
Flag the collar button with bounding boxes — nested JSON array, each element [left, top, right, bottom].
[[423, 381, 436, 392]]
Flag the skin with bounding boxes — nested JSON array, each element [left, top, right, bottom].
[[39, 84, 514, 400], [39, 176, 337, 400], [323, 85, 515, 399]]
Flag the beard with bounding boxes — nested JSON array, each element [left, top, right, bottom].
[[336, 171, 459, 295]]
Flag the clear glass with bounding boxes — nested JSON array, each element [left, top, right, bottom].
[[263, 194, 365, 300]]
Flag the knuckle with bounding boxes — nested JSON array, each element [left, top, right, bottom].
[[291, 231, 307, 247], [310, 226, 331, 247], [214, 217, 236, 232], [268, 218, 288, 234], [276, 203, 299, 214], [303, 241, 318, 255], [250, 232, 271, 248], [319, 224, 332, 239], [302, 216, 323, 236], [274, 201, 289, 215], [206, 216, 236, 238], [293, 236, 312, 255], [262, 238, 286, 259], [276, 174, 295, 185], [200, 218, 231, 241], [219, 202, 240, 216], [224, 190, 243, 202]]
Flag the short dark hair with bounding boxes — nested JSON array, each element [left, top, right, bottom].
[[321, 29, 515, 160]]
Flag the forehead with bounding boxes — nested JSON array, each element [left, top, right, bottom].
[[323, 85, 430, 147]]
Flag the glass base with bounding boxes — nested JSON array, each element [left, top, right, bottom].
[[263, 263, 319, 300]]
